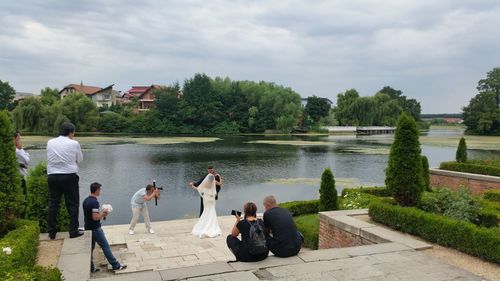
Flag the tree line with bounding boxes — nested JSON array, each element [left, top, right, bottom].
[[1, 73, 426, 134], [462, 67, 500, 135]]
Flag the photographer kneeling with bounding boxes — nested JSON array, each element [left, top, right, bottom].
[[226, 202, 269, 262], [128, 184, 160, 235]]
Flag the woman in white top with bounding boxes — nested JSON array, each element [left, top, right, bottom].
[[14, 131, 30, 195], [190, 174, 222, 238]]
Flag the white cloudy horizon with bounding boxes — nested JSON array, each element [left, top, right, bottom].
[[1, 0, 499, 114]]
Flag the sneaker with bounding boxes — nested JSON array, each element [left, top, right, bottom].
[[148, 229, 155, 234], [90, 268, 100, 273], [128, 229, 134, 235], [113, 265, 127, 271]]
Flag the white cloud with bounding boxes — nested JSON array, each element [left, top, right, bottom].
[[0, 0, 499, 113]]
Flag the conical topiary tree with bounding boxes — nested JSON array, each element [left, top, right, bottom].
[[421, 155, 431, 192], [0, 110, 23, 235], [385, 112, 424, 206], [319, 168, 338, 211], [456, 137, 467, 163]]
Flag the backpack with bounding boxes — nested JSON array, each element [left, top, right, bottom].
[[246, 220, 268, 255]]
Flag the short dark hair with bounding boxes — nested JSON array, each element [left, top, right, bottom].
[[60, 122, 76, 136], [90, 182, 102, 193], [13, 130, 20, 138], [207, 165, 214, 169], [145, 184, 154, 191], [244, 202, 257, 218]]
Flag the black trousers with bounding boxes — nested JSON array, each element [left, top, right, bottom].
[[47, 174, 80, 235], [226, 235, 268, 262], [266, 237, 301, 258]]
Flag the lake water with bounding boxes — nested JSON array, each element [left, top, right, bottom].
[[26, 129, 498, 225]]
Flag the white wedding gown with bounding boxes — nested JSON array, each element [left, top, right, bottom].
[[191, 174, 222, 238]]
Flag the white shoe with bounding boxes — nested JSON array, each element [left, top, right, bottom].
[[128, 229, 134, 235], [148, 229, 155, 234]]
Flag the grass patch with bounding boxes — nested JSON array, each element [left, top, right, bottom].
[[294, 214, 319, 250]]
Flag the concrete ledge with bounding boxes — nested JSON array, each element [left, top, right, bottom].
[[160, 261, 234, 280], [430, 168, 500, 183], [343, 242, 412, 257], [361, 227, 432, 250], [91, 271, 162, 281], [320, 210, 432, 251], [320, 212, 375, 236], [229, 255, 304, 271], [57, 231, 92, 281]]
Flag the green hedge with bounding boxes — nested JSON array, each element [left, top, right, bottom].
[[294, 214, 319, 250], [278, 200, 319, 216], [439, 161, 500, 177], [369, 201, 500, 263], [341, 187, 391, 197], [0, 219, 62, 281], [484, 190, 500, 202]]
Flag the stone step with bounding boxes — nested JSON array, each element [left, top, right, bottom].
[[40, 231, 92, 281]]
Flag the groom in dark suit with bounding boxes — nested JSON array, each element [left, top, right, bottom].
[[189, 165, 222, 216]]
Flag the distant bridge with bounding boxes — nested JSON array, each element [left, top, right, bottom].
[[322, 126, 395, 135]]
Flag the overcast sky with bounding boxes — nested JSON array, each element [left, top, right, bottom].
[[1, 0, 499, 113]]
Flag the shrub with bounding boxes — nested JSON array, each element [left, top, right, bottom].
[[279, 200, 319, 216], [421, 155, 431, 191], [369, 201, 500, 263], [293, 214, 319, 250], [319, 168, 338, 211], [341, 187, 391, 197], [0, 110, 23, 236], [479, 199, 500, 227], [0, 219, 62, 281], [25, 163, 70, 233], [418, 188, 481, 223], [439, 161, 500, 177], [484, 190, 500, 202], [385, 113, 424, 206], [340, 190, 381, 210], [456, 137, 468, 163]]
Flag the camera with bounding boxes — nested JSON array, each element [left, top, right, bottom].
[[231, 210, 242, 217], [155, 187, 164, 190]]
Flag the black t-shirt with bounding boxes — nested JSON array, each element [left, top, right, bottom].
[[263, 207, 300, 249], [83, 196, 101, 230]]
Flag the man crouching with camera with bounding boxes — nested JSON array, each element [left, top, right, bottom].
[[128, 183, 161, 235]]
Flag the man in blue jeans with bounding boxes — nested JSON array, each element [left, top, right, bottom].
[[83, 182, 127, 273]]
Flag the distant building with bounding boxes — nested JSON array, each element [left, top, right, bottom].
[[301, 97, 333, 107], [59, 82, 117, 107], [13, 92, 36, 102], [121, 84, 167, 111]]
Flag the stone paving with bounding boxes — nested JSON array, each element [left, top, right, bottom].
[[88, 215, 494, 281], [102, 216, 237, 273]]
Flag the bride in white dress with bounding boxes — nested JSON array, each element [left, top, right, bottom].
[[190, 174, 222, 238]]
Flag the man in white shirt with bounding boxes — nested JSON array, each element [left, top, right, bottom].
[[46, 122, 84, 239], [14, 131, 30, 196], [128, 184, 160, 235]]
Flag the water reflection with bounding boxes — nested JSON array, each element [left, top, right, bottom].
[[26, 131, 495, 225]]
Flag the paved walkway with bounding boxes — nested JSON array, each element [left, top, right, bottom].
[[91, 215, 492, 281], [102, 216, 236, 273]]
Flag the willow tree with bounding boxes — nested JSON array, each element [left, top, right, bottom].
[[385, 113, 424, 206]]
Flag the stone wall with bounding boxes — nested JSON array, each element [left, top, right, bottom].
[[430, 168, 500, 196], [318, 210, 375, 249]]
